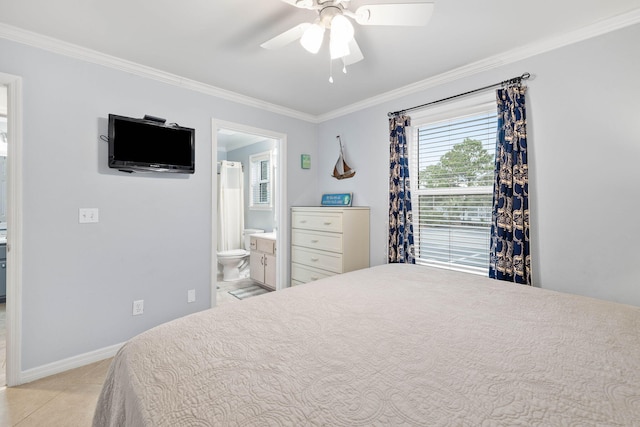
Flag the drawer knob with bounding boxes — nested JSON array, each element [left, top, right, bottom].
[[310, 257, 319, 262], [310, 239, 319, 243], [323, 222, 332, 225], [300, 220, 307, 223], [310, 276, 318, 281]]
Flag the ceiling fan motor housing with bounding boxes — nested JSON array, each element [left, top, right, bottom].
[[319, 6, 344, 27]]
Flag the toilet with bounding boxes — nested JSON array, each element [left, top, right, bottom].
[[217, 228, 264, 281]]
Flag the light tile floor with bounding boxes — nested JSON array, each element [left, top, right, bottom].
[[0, 358, 111, 426], [0, 278, 268, 425]]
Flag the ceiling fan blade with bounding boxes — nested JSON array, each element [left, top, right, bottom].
[[280, 0, 315, 9], [342, 38, 364, 66], [354, 3, 434, 26], [260, 23, 311, 50]]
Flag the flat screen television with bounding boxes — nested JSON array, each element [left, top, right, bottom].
[[108, 114, 195, 174]]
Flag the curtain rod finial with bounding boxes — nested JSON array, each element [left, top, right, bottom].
[[388, 111, 406, 118]]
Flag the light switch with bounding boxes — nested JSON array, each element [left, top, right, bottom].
[[79, 208, 99, 223]]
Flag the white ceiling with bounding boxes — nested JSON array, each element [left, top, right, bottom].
[[217, 129, 272, 152], [1, 0, 639, 117]]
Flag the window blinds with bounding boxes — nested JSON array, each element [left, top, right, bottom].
[[412, 111, 497, 274], [250, 155, 271, 207]]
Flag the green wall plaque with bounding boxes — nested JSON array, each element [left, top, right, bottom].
[[301, 154, 311, 169]]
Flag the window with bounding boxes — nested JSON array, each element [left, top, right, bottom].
[[411, 96, 496, 275], [249, 151, 272, 209]]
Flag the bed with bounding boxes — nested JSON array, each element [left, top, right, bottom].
[[93, 264, 640, 426]]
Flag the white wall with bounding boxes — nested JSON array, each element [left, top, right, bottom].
[[0, 37, 317, 371], [317, 23, 640, 306]]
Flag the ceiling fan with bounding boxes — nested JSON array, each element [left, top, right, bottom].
[[261, 0, 434, 81]]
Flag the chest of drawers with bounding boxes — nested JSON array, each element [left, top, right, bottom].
[[291, 207, 370, 286]]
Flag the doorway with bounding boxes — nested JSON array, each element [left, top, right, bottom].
[[0, 83, 6, 387], [211, 120, 287, 308], [0, 72, 23, 387]]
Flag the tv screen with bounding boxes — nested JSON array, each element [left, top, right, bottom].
[[108, 114, 195, 174]]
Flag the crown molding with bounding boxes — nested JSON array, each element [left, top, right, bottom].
[[317, 7, 640, 122], [1, 7, 639, 124], [0, 23, 318, 123]]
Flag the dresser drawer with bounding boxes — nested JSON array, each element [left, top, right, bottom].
[[292, 246, 343, 274], [291, 263, 335, 283], [292, 211, 343, 233], [292, 229, 343, 253]]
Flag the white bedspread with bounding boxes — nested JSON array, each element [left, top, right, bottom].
[[93, 264, 640, 426]]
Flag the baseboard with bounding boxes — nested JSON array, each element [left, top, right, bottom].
[[18, 342, 125, 385]]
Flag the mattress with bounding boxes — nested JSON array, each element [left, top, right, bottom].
[[93, 264, 640, 426]]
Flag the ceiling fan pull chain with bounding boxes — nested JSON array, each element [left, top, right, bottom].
[[329, 59, 334, 83]]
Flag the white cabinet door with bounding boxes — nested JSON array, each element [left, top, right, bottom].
[[250, 251, 265, 283], [264, 253, 276, 289]]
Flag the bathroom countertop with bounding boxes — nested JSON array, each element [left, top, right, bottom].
[[255, 232, 276, 241]]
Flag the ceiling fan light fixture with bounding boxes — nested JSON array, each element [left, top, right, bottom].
[[330, 14, 354, 43], [329, 14, 354, 59], [300, 23, 325, 54], [330, 37, 350, 59], [263, 1, 436, 82], [329, 40, 351, 59]]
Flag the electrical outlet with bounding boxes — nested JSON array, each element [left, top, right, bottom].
[[132, 300, 144, 316], [79, 208, 99, 223], [187, 289, 196, 303]]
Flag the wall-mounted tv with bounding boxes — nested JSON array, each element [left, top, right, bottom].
[[108, 114, 195, 174]]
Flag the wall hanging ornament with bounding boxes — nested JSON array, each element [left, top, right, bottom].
[[331, 135, 355, 180]]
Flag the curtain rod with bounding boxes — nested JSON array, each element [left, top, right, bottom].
[[388, 72, 531, 118]]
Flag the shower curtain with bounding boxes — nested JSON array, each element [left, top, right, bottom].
[[217, 161, 245, 252]]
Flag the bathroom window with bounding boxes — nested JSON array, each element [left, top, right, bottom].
[[249, 151, 272, 210]]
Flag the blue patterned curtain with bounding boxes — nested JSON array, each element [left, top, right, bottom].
[[489, 84, 531, 285], [389, 115, 415, 264]]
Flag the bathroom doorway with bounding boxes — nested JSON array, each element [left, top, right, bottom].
[[0, 83, 7, 387], [211, 120, 287, 308], [0, 72, 23, 387]]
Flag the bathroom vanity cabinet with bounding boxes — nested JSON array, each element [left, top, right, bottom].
[[250, 235, 276, 290], [291, 206, 370, 286]]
